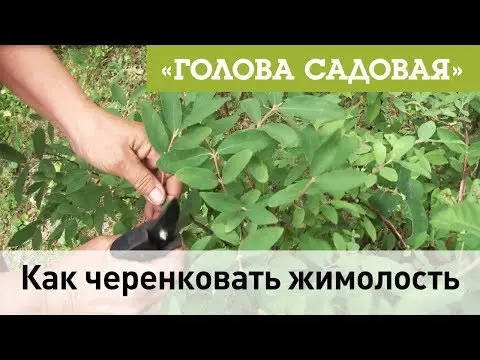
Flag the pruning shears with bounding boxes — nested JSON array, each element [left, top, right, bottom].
[[110, 198, 183, 255]]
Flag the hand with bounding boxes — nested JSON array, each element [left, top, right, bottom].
[[67, 103, 182, 220], [50, 235, 184, 314]]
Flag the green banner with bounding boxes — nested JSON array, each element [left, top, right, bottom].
[[146, 45, 480, 92]]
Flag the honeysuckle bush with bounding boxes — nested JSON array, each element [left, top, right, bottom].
[[2, 90, 480, 251]]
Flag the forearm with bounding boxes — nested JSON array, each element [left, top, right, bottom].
[[0, 45, 94, 142]]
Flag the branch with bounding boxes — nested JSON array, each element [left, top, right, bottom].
[[190, 216, 214, 235], [360, 200, 407, 249], [458, 128, 470, 202], [256, 103, 283, 128], [46, 152, 100, 176]]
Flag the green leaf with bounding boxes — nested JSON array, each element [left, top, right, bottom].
[[225, 211, 246, 232], [130, 83, 147, 103], [206, 114, 238, 137], [306, 194, 320, 215], [311, 169, 369, 199], [211, 222, 240, 245], [67, 184, 103, 211], [379, 167, 398, 182], [366, 96, 381, 123], [388, 135, 415, 162], [32, 229, 42, 250], [8, 221, 41, 248], [157, 147, 210, 174], [298, 124, 320, 165], [32, 127, 46, 155], [94, 207, 105, 235], [182, 96, 228, 130], [362, 217, 377, 242], [436, 127, 467, 154], [241, 189, 261, 205], [239, 226, 284, 250], [373, 141, 387, 165], [310, 130, 341, 177], [14, 166, 29, 204], [172, 126, 211, 150], [199, 192, 243, 213], [267, 92, 284, 105], [0, 143, 26, 164], [279, 95, 346, 124], [176, 167, 218, 190], [261, 123, 299, 148], [425, 149, 448, 166], [418, 120, 437, 141], [159, 92, 182, 133], [247, 157, 268, 183], [26, 181, 46, 195], [217, 129, 272, 155], [191, 236, 216, 250], [332, 233, 347, 250], [139, 100, 169, 154], [431, 202, 480, 240], [284, 162, 307, 186], [222, 149, 253, 185], [239, 98, 261, 123], [245, 203, 278, 225], [398, 161, 431, 179], [64, 219, 78, 243], [299, 235, 332, 250], [398, 174, 429, 240], [65, 174, 87, 195], [408, 231, 428, 249], [292, 207, 305, 228], [113, 221, 129, 235], [38, 159, 56, 179], [111, 83, 127, 106], [68, 48, 83, 64], [48, 222, 66, 244], [267, 179, 309, 207]]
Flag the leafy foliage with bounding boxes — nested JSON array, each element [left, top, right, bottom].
[[3, 89, 480, 251]]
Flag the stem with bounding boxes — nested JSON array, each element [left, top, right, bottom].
[[360, 200, 407, 249], [299, 177, 316, 198], [256, 103, 283, 128], [457, 127, 470, 202], [212, 151, 226, 193], [190, 216, 214, 235], [160, 129, 179, 184], [45, 152, 100, 176]]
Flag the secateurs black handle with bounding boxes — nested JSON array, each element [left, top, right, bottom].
[[110, 199, 183, 260]]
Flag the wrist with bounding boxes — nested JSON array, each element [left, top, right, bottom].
[[54, 99, 102, 153]]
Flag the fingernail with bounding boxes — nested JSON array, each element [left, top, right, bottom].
[[148, 187, 165, 205]]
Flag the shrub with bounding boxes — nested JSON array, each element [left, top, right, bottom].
[[2, 90, 480, 251]]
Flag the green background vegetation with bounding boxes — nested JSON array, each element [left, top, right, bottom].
[[1, 45, 480, 251]]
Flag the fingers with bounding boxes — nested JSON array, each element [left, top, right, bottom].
[[165, 174, 183, 201], [123, 154, 166, 207], [144, 202, 161, 221]]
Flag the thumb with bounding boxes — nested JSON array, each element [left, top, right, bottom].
[[123, 157, 166, 206]]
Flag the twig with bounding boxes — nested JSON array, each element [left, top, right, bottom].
[[45, 152, 100, 176], [190, 217, 214, 235], [212, 151, 227, 193], [361, 200, 407, 249], [457, 128, 470, 202], [299, 177, 316, 198], [256, 103, 283, 128], [160, 130, 179, 184]]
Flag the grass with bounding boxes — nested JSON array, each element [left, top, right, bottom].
[[0, 45, 153, 248]]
